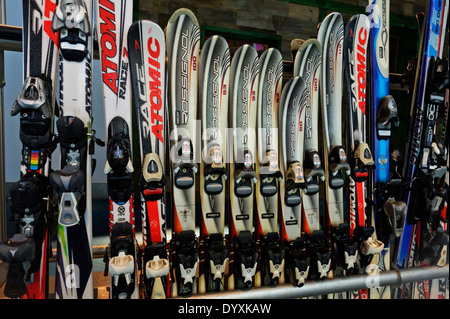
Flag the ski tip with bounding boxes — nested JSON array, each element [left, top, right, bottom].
[[299, 38, 321, 50], [317, 12, 343, 34], [168, 8, 199, 26], [290, 38, 304, 52]]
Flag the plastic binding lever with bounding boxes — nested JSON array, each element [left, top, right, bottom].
[[354, 226, 384, 270], [234, 230, 258, 289], [375, 95, 399, 141], [52, 0, 90, 63], [328, 145, 351, 189], [286, 237, 310, 287], [144, 243, 169, 299], [204, 145, 227, 195], [204, 233, 228, 291], [259, 150, 283, 197], [174, 138, 198, 189], [331, 223, 359, 273], [0, 234, 35, 298], [284, 161, 306, 207], [173, 230, 199, 296], [260, 232, 285, 285], [11, 75, 55, 154], [104, 117, 134, 205], [106, 221, 137, 299], [142, 152, 165, 201], [307, 230, 331, 280], [234, 150, 257, 197], [383, 198, 407, 241], [351, 142, 375, 183], [303, 150, 325, 195], [49, 165, 85, 227]]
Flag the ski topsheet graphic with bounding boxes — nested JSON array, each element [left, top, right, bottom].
[[255, 48, 285, 286], [228, 44, 259, 290], [0, 0, 59, 299], [96, 0, 138, 299], [166, 8, 200, 297], [198, 35, 230, 293], [279, 76, 309, 287], [50, 0, 95, 299], [128, 19, 169, 299], [293, 39, 330, 280]]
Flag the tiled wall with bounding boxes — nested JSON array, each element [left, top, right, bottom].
[[137, 0, 426, 60]]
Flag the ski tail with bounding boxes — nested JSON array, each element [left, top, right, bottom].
[[128, 19, 169, 299], [279, 76, 309, 287], [198, 35, 230, 293], [166, 8, 200, 297]]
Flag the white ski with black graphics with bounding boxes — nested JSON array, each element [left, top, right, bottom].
[[166, 8, 200, 296], [50, 0, 96, 299], [0, 0, 59, 299], [198, 35, 230, 293], [255, 48, 285, 286], [96, 0, 138, 299], [317, 12, 351, 299], [228, 44, 259, 290], [279, 76, 309, 287], [128, 20, 169, 299], [293, 39, 330, 280]]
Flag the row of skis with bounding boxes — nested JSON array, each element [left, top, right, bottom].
[[0, 0, 448, 299]]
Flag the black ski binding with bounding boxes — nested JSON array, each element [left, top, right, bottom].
[[172, 230, 199, 296], [204, 232, 228, 292], [234, 230, 258, 289]]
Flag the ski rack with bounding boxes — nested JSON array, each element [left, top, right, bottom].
[[43, 243, 450, 299], [0, 24, 448, 300], [174, 264, 449, 299]]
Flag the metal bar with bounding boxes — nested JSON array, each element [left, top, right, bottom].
[[178, 265, 449, 299], [0, 24, 22, 52], [0, 1, 7, 243]]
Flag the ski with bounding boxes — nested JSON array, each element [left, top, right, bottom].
[[343, 14, 383, 300], [279, 76, 309, 287], [255, 47, 285, 286], [412, 55, 449, 299], [198, 35, 230, 293], [0, 0, 59, 299], [368, 0, 402, 300], [394, 0, 448, 299], [166, 8, 200, 296], [228, 44, 259, 290], [128, 19, 169, 299], [317, 12, 352, 299], [50, 0, 96, 299], [96, 0, 138, 299], [293, 39, 330, 281]]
